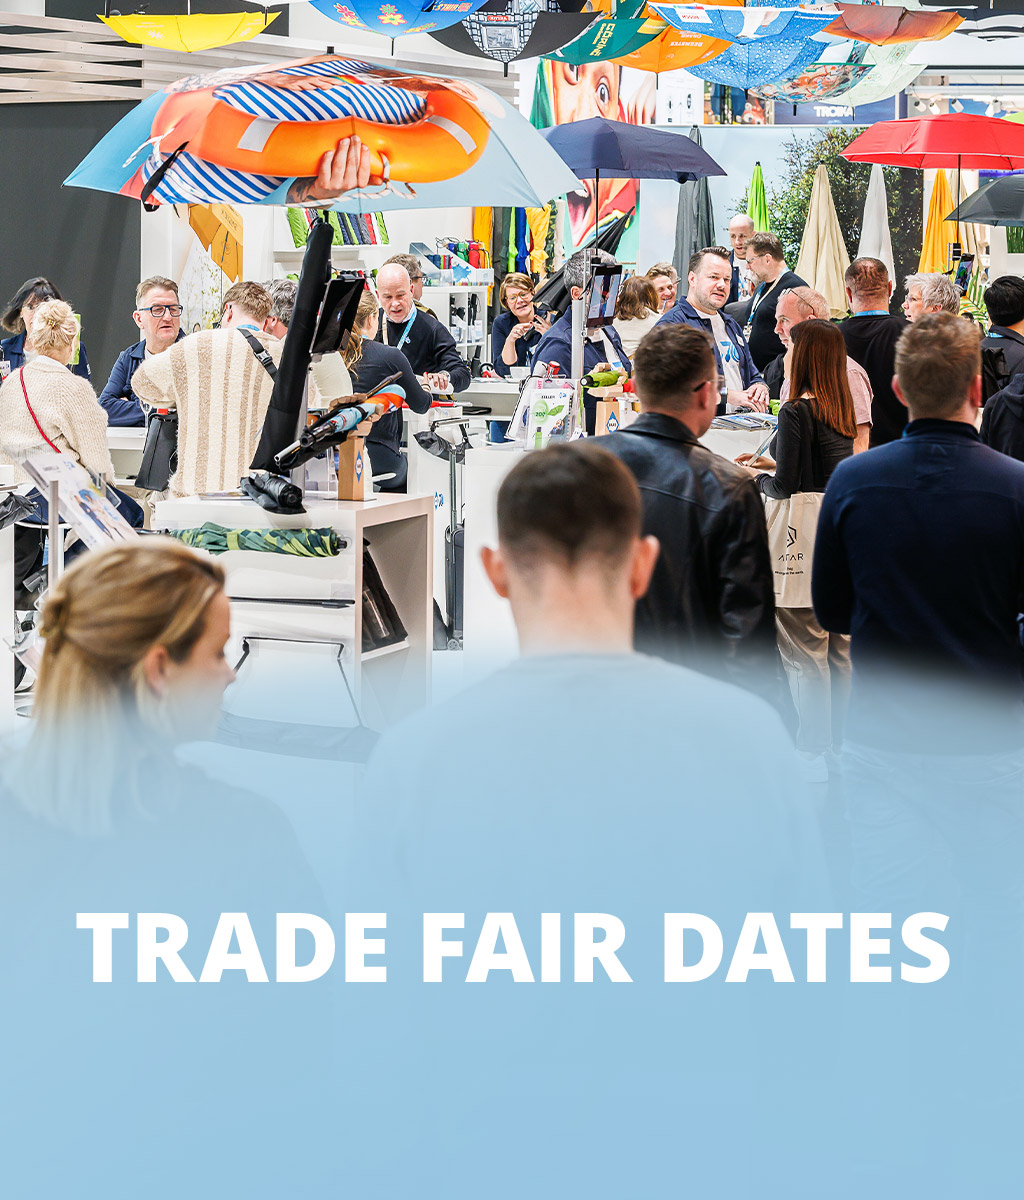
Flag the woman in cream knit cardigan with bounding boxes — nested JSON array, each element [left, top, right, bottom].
[[0, 300, 113, 485]]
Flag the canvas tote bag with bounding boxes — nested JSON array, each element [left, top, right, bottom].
[[762, 400, 826, 609]]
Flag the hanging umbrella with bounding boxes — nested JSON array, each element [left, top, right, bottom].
[[823, 4, 962, 45], [611, 25, 732, 72], [532, 208, 635, 317], [795, 165, 851, 318], [858, 163, 896, 280], [188, 203, 243, 282], [548, 12, 665, 65], [673, 126, 716, 282], [65, 55, 581, 213], [747, 161, 771, 233], [306, 0, 490, 36], [429, 0, 597, 65], [842, 112, 1024, 243], [752, 61, 873, 103], [540, 116, 725, 244], [839, 42, 923, 108], [947, 173, 1024, 225], [919, 168, 955, 273], [100, 11, 279, 52], [647, 3, 837, 88]]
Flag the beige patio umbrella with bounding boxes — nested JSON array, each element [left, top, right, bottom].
[[795, 164, 851, 318]]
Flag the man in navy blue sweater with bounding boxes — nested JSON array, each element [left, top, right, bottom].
[[813, 311, 1024, 755], [98, 276, 185, 426]]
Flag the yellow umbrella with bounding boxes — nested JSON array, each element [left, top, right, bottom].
[[794, 165, 851, 318], [613, 24, 731, 72], [188, 203, 243, 282], [918, 168, 955, 272], [99, 11, 278, 54]]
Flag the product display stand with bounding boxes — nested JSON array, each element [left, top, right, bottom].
[[154, 493, 432, 729]]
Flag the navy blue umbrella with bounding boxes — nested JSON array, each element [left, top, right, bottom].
[[540, 116, 725, 244]]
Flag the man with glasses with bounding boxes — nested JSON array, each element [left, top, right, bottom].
[[383, 253, 437, 319], [98, 276, 185, 427]]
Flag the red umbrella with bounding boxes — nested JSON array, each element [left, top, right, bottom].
[[824, 4, 962, 45], [842, 113, 1024, 243]]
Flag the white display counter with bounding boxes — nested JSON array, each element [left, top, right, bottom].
[[107, 427, 146, 487], [154, 493, 432, 729]]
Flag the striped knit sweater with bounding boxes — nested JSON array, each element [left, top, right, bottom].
[[0, 356, 113, 485], [132, 328, 284, 498]]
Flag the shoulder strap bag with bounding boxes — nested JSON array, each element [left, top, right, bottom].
[[20, 369, 61, 454], [761, 398, 826, 609]]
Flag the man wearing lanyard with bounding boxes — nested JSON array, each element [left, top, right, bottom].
[[838, 258, 909, 446], [375, 263, 470, 396], [742, 232, 806, 372], [657, 246, 768, 414]]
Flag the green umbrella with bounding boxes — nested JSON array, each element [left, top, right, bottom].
[[747, 161, 772, 233], [547, 5, 661, 67], [170, 524, 343, 557]]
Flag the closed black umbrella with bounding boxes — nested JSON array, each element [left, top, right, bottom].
[[673, 126, 717, 282]]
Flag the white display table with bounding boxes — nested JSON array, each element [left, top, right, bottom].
[[154, 493, 432, 729], [107, 427, 146, 487]]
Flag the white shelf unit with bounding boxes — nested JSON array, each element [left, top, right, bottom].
[[421, 284, 491, 366], [153, 493, 432, 731]]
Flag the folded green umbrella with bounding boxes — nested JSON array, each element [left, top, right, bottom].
[[170, 523, 343, 557]]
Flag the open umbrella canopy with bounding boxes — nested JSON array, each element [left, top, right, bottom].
[[307, 0, 490, 36], [548, 12, 665, 65], [795, 165, 851, 317], [612, 25, 732, 72], [649, 2, 837, 44], [842, 112, 1024, 170], [919, 168, 955, 272], [188, 203, 243, 282], [429, 0, 596, 63], [747, 161, 771, 232], [672, 30, 827, 89], [823, 3, 962, 45], [100, 11, 279, 52], [840, 41, 923, 106], [947, 173, 1024, 225], [65, 55, 581, 213], [752, 60, 873, 102], [540, 116, 726, 183]]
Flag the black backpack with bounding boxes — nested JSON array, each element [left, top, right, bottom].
[[982, 344, 1011, 403]]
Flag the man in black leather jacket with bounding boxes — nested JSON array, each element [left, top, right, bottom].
[[600, 323, 789, 716]]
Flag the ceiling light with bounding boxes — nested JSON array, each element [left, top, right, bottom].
[[951, 98, 964, 113], [929, 100, 942, 115]]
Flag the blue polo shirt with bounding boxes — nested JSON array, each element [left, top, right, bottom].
[[99, 330, 186, 427]]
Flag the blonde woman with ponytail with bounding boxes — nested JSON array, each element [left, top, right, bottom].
[[7, 539, 235, 835]]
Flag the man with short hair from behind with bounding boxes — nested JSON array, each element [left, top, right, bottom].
[[132, 281, 283, 497], [902, 272, 961, 322], [767, 285, 872, 452], [980, 275, 1024, 405], [261, 278, 342, 406], [98, 276, 185, 427], [814, 311, 1024, 756], [657, 246, 768, 413], [838, 257, 909, 446], [599, 324, 788, 717]]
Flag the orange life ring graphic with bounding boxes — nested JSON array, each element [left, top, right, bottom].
[[150, 83, 490, 184]]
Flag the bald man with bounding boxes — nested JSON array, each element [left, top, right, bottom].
[[375, 263, 470, 394], [728, 214, 756, 305]]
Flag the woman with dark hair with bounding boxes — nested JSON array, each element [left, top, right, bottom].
[[736, 318, 856, 773], [346, 289, 431, 492], [612, 276, 662, 359], [0, 277, 91, 380]]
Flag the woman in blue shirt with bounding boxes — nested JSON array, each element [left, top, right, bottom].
[[490, 273, 552, 378], [1, 277, 91, 381]]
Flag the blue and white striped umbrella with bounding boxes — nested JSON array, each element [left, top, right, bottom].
[[65, 55, 580, 212]]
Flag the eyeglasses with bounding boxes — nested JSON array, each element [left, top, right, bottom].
[[138, 304, 183, 317]]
